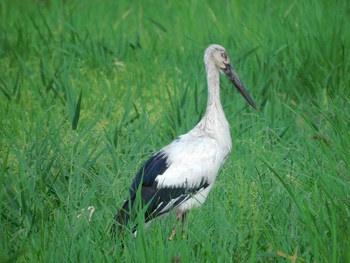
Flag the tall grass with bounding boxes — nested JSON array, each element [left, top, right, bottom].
[[1, 0, 349, 262]]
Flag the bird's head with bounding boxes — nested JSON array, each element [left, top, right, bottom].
[[205, 44, 231, 70], [205, 44, 257, 110]]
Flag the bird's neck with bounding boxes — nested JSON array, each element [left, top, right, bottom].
[[195, 60, 230, 134], [191, 59, 231, 154], [204, 61, 225, 119]]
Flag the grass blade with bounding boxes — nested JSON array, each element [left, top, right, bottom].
[[72, 89, 83, 130]]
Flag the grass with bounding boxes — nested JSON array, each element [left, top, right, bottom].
[[1, 0, 350, 262]]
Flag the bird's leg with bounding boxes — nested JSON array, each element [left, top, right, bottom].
[[169, 211, 183, 240], [181, 212, 187, 239]]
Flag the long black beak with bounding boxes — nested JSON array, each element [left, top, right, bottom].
[[222, 63, 257, 110]]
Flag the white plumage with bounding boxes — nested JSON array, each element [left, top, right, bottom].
[[112, 44, 256, 240]]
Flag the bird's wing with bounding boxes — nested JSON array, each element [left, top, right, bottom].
[[120, 135, 221, 223]]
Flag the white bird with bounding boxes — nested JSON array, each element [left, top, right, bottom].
[[112, 44, 256, 240]]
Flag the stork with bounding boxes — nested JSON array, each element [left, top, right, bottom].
[[112, 44, 256, 240]]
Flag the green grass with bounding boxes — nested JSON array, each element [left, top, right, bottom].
[[1, 0, 350, 262]]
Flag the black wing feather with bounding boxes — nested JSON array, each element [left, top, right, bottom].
[[130, 151, 168, 193]]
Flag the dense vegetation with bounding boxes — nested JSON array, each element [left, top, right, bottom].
[[1, 0, 349, 262]]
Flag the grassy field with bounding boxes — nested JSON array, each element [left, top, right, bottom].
[[1, 0, 350, 262]]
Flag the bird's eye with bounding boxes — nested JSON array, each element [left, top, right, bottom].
[[221, 52, 227, 60]]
